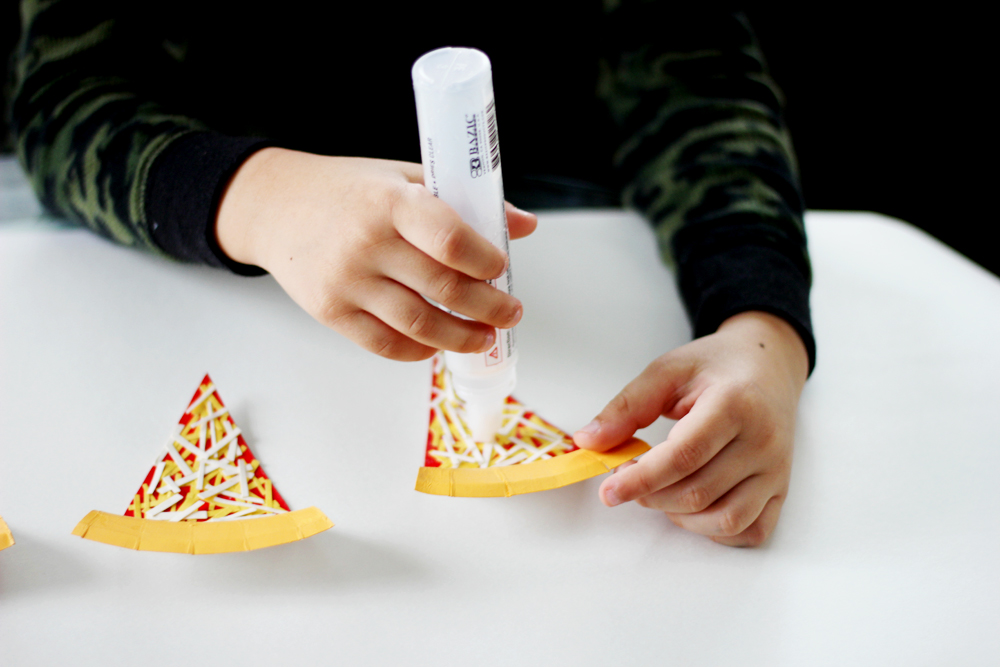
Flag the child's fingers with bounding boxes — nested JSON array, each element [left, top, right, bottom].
[[328, 309, 438, 361], [663, 473, 779, 540], [505, 202, 538, 240], [393, 185, 508, 281], [394, 160, 425, 184], [597, 387, 741, 506], [379, 241, 522, 330], [574, 354, 693, 452], [612, 460, 637, 474], [362, 279, 497, 354], [710, 496, 784, 548], [631, 435, 769, 514], [389, 165, 535, 242]]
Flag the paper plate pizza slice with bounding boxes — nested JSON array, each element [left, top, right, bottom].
[[73, 374, 333, 554], [0, 515, 13, 551], [415, 354, 649, 497]]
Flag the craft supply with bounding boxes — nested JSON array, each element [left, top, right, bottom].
[[72, 374, 333, 553], [415, 353, 650, 497], [412, 47, 516, 443], [0, 515, 13, 551]]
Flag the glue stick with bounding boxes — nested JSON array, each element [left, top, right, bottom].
[[412, 47, 516, 443]]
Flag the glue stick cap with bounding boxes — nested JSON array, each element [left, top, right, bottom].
[[412, 47, 492, 92]]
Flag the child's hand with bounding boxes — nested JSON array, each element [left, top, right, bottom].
[[216, 148, 537, 361], [573, 311, 809, 547]]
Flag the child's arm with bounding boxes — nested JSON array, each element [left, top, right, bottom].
[[215, 148, 536, 361], [574, 311, 808, 547], [599, 6, 815, 371], [587, 6, 815, 545], [13, 1, 535, 361]]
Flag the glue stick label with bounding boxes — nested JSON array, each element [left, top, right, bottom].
[[468, 99, 500, 178], [413, 48, 517, 378]]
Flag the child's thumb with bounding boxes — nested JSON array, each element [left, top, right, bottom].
[[573, 354, 690, 452]]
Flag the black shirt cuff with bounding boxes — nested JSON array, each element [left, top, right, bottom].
[[146, 131, 276, 275], [678, 243, 816, 375]]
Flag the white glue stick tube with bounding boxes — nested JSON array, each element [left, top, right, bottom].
[[412, 47, 516, 443]]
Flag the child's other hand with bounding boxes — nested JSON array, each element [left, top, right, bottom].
[[573, 311, 809, 547], [216, 148, 537, 360]]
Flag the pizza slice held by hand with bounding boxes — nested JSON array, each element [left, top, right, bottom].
[[416, 354, 649, 497], [73, 374, 333, 554]]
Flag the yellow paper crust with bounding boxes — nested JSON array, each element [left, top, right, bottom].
[[72, 507, 333, 554], [415, 437, 650, 497], [0, 515, 13, 551]]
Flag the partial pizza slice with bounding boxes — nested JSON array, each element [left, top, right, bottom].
[[416, 354, 649, 497], [73, 374, 333, 554], [0, 515, 13, 551]]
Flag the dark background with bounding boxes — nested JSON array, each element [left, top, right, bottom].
[[2, 3, 993, 275], [746, 6, 993, 277]]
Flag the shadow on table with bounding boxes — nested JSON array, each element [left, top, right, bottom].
[[0, 531, 97, 598], [507, 476, 595, 534], [186, 530, 428, 593], [1, 530, 427, 598]]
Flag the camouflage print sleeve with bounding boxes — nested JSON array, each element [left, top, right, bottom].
[[599, 3, 815, 370], [11, 0, 206, 257]]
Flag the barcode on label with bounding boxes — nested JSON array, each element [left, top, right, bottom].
[[485, 99, 501, 171]]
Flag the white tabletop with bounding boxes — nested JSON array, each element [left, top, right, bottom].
[[1, 157, 998, 665]]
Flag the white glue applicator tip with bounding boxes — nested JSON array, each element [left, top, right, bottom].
[[452, 368, 516, 444], [465, 400, 506, 444]]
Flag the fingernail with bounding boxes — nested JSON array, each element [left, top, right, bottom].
[[604, 483, 621, 507], [577, 419, 601, 437], [511, 304, 523, 326], [481, 331, 495, 351], [513, 203, 537, 218]]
